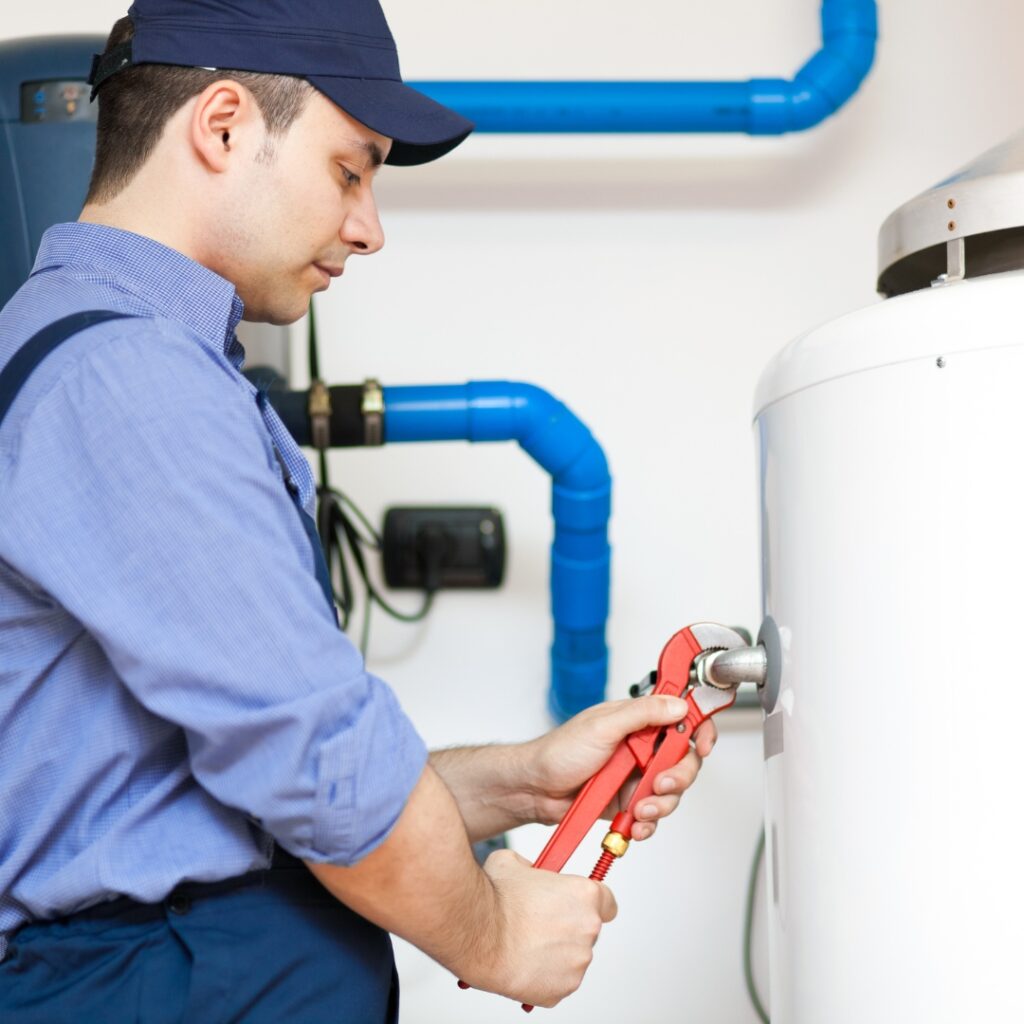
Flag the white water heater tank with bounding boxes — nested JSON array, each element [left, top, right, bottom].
[[755, 131, 1024, 1023]]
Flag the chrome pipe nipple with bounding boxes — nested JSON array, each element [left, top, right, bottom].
[[694, 645, 769, 690]]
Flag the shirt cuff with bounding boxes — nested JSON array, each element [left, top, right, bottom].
[[305, 674, 428, 865]]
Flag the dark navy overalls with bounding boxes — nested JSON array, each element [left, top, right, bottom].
[[0, 312, 398, 1023]]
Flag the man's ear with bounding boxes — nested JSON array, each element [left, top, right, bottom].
[[190, 80, 257, 172]]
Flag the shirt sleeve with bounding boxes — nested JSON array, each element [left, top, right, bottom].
[[0, 321, 427, 865]]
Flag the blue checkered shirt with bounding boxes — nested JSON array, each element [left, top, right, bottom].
[[0, 223, 427, 957]]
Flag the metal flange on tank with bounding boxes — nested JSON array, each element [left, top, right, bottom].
[[877, 129, 1024, 295]]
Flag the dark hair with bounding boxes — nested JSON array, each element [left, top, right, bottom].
[[86, 16, 314, 204]]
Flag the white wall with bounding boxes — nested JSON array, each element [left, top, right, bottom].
[[311, 4, 1024, 1021], [7, 2, 1024, 1021]]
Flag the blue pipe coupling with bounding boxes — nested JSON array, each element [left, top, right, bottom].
[[384, 382, 611, 721], [410, 0, 877, 136]]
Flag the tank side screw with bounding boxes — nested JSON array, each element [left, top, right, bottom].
[[937, 357, 946, 368]]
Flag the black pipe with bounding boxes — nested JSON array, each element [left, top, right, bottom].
[[244, 366, 369, 448]]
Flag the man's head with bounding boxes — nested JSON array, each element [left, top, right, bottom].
[[86, 17, 316, 208], [82, 1, 472, 323]]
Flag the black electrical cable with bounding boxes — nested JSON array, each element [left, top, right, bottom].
[[308, 300, 329, 491], [744, 828, 770, 1024], [324, 486, 436, 620], [306, 300, 437, 651]]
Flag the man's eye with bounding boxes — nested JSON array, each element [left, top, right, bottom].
[[341, 168, 361, 186]]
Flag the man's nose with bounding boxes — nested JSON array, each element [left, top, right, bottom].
[[343, 191, 385, 255]]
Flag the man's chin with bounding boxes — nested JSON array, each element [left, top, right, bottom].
[[241, 297, 310, 326]]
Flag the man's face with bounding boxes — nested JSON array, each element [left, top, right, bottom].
[[216, 90, 389, 325]]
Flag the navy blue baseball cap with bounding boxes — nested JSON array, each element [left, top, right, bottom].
[[88, 0, 474, 166]]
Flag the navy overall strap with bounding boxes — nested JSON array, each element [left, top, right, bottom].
[[255, 390, 338, 622], [269, 438, 338, 623], [300, 504, 337, 620], [0, 311, 133, 428]]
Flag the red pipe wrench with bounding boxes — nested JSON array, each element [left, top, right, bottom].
[[533, 622, 746, 880]]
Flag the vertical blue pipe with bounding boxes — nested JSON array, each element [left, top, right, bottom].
[[383, 382, 611, 722], [408, 0, 877, 136]]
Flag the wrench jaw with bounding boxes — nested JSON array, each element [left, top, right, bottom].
[[685, 625, 749, 697], [690, 683, 740, 717], [688, 622, 749, 653], [688, 624, 750, 695], [648, 623, 745, 700]]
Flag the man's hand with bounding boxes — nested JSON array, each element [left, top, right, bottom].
[[522, 695, 717, 842], [307, 765, 617, 1008], [430, 694, 717, 843], [469, 849, 617, 1007]]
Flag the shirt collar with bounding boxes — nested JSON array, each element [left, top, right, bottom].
[[33, 223, 245, 359]]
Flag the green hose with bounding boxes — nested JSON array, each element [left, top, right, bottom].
[[743, 828, 770, 1023]]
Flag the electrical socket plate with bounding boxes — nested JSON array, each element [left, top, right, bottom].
[[382, 506, 505, 590]]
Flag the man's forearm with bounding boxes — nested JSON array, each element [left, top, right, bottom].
[[429, 743, 541, 842]]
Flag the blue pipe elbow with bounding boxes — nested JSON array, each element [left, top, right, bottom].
[[384, 382, 611, 721], [410, 0, 876, 136], [749, 1, 877, 133]]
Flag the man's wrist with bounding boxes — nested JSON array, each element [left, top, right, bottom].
[[429, 742, 545, 839], [450, 858, 508, 986]]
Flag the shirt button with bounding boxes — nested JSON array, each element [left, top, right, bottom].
[[167, 893, 192, 915]]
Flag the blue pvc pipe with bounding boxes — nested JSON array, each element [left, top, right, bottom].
[[384, 382, 611, 722], [409, 0, 876, 135]]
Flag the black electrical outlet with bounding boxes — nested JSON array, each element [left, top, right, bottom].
[[382, 507, 505, 590]]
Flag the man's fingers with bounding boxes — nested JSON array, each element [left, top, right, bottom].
[[631, 794, 681, 823], [626, 746, 706, 833], [631, 820, 658, 841], [596, 694, 689, 740], [593, 881, 618, 923], [693, 719, 717, 758], [595, 697, 718, 758], [653, 748, 703, 795]]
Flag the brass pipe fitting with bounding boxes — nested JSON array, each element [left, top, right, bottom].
[[601, 830, 630, 859]]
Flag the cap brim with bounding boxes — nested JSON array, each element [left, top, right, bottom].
[[307, 75, 473, 166]]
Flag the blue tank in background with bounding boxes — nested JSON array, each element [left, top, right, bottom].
[[0, 36, 102, 311]]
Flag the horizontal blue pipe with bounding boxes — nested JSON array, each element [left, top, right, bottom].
[[384, 382, 611, 721], [409, 0, 876, 135]]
